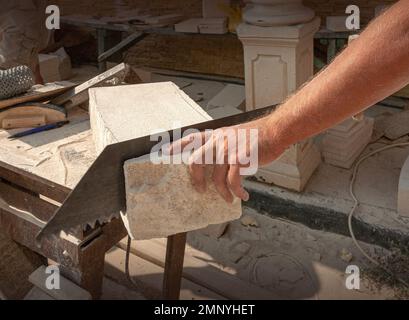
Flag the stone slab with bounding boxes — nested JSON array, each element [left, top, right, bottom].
[[89, 82, 212, 154], [122, 154, 242, 240]]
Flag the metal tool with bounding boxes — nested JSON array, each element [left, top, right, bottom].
[[7, 120, 69, 140], [0, 66, 34, 100], [36, 105, 276, 244]]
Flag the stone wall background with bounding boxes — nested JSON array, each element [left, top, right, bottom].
[[51, 0, 397, 77]]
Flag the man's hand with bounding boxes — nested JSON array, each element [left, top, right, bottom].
[[168, 117, 286, 203]]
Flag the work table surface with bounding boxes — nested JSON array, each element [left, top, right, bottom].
[[0, 108, 94, 189]]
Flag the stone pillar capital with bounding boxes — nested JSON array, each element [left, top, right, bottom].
[[243, 0, 315, 27]]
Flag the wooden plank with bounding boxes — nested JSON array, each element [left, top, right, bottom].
[[0, 103, 66, 129], [61, 15, 131, 32], [2, 115, 46, 129], [0, 203, 81, 265], [105, 246, 225, 300], [163, 233, 186, 300], [98, 32, 145, 62], [0, 181, 57, 222], [59, 232, 107, 299], [0, 83, 75, 110], [0, 160, 70, 203], [51, 63, 128, 106], [118, 238, 278, 300]]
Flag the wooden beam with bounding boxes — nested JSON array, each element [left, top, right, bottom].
[[0, 160, 70, 203], [163, 233, 187, 300], [0, 181, 57, 222], [50, 63, 128, 106], [98, 31, 145, 62]]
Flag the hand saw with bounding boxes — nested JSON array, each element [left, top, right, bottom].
[[36, 105, 276, 244]]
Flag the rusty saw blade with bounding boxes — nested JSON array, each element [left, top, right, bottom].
[[36, 105, 276, 244]]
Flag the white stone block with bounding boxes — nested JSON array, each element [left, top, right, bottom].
[[89, 82, 211, 154], [398, 156, 409, 217], [122, 154, 242, 240], [39, 54, 61, 83], [39, 48, 72, 83], [238, 18, 321, 192], [238, 18, 320, 110]]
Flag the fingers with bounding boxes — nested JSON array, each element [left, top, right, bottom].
[[189, 163, 207, 193], [189, 144, 208, 193], [167, 132, 205, 155], [227, 165, 249, 202], [212, 165, 233, 203]]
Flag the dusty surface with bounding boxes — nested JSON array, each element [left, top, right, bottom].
[[187, 208, 408, 300]]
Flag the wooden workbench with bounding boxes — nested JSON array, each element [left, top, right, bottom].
[[0, 107, 186, 299]]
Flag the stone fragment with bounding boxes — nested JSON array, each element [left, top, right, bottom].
[[240, 215, 259, 228], [122, 154, 242, 240], [340, 248, 353, 263], [201, 222, 229, 239]]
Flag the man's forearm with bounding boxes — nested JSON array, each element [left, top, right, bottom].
[[264, 0, 409, 152]]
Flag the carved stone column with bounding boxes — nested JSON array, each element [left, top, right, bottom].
[[321, 34, 375, 169], [238, 0, 321, 191]]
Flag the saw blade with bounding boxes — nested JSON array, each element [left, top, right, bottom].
[[36, 105, 276, 244]]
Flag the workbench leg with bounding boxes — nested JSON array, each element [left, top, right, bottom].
[[97, 29, 107, 72], [59, 234, 107, 299], [163, 232, 187, 300]]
